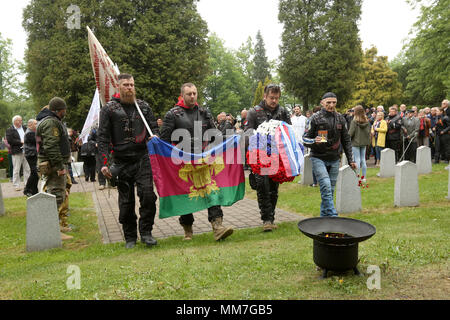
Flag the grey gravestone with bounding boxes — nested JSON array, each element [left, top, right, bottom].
[[394, 161, 419, 207], [0, 183, 5, 216], [300, 154, 314, 185], [416, 146, 432, 175], [379, 148, 396, 178], [26, 193, 62, 252], [0, 169, 6, 179], [336, 165, 362, 214]]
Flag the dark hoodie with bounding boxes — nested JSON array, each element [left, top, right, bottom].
[[348, 119, 371, 147], [36, 107, 54, 122]]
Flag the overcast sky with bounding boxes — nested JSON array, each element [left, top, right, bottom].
[[1, 0, 420, 64]]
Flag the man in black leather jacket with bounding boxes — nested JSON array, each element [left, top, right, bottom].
[[303, 92, 356, 217], [24, 119, 38, 196], [385, 106, 403, 162], [244, 84, 291, 231], [160, 83, 233, 242], [98, 73, 159, 249]]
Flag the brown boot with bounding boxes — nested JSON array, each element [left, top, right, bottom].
[[263, 221, 273, 232], [61, 232, 73, 240], [211, 217, 233, 241], [60, 225, 72, 233], [181, 224, 193, 241]]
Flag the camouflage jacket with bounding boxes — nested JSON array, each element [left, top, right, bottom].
[[36, 112, 71, 171]]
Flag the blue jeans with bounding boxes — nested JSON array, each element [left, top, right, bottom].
[[352, 146, 367, 178], [311, 157, 340, 217], [375, 146, 384, 162]]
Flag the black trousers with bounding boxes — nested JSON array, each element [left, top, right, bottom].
[[403, 139, 417, 163], [179, 206, 223, 226], [437, 134, 450, 161], [115, 154, 157, 241], [83, 156, 96, 181], [386, 139, 401, 162], [255, 174, 279, 222], [95, 152, 106, 186], [24, 155, 39, 195]]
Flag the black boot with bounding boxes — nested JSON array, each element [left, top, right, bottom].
[[141, 234, 157, 247], [125, 240, 136, 249]]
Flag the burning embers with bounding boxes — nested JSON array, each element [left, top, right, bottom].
[[319, 232, 353, 239]]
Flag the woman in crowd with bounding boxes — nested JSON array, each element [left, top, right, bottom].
[[371, 111, 388, 167], [348, 105, 371, 182]]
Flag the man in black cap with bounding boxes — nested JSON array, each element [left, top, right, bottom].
[[401, 109, 419, 162], [36, 98, 73, 240], [98, 73, 159, 249], [303, 92, 356, 217]]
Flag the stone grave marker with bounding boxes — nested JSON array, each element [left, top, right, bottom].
[[0, 168, 6, 179], [394, 161, 419, 207], [26, 193, 62, 252], [300, 154, 314, 185], [336, 165, 362, 214], [416, 146, 432, 175], [379, 148, 396, 178]]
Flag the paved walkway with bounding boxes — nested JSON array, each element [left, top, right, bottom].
[[1, 173, 303, 244]]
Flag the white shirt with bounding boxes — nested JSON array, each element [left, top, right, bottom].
[[291, 115, 307, 143], [15, 125, 25, 143]]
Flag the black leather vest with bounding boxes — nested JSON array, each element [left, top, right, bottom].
[[108, 100, 150, 147]]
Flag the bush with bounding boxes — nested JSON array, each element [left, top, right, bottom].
[[0, 149, 10, 177]]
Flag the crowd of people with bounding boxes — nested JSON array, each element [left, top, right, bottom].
[[342, 101, 450, 167], [1, 76, 449, 246]]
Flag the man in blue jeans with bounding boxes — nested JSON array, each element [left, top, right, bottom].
[[303, 92, 356, 216]]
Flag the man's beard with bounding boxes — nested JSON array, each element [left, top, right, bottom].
[[121, 91, 136, 104]]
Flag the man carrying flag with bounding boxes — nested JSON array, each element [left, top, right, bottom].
[[244, 84, 292, 232], [159, 83, 234, 241], [98, 73, 160, 249]]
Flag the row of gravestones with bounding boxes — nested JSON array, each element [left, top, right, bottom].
[[299, 146, 450, 214], [0, 146, 449, 252]]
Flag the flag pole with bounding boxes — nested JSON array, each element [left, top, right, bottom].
[[134, 100, 153, 136]]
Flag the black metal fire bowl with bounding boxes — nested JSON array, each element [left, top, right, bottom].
[[298, 217, 376, 279]]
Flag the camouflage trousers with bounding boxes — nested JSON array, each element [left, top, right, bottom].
[[42, 165, 72, 228]]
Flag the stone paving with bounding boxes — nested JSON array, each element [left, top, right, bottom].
[[1, 172, 304, 244]]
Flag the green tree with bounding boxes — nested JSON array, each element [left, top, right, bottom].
[[203, 34, 248, 117], [0, 33, 19, 101], [252, 77, 271, 107], [252, 31, 271, 84], [401, 0, 450, 105], [0, 100, 12, 136], [23, 0, 209, 129], [348, 47, 403, 108], [236, 36, 256, 109], [323, 0, 363, 110], [279, 0, 363, 110]]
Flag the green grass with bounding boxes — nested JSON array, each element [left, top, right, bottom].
[[0, 164, 449, 300]]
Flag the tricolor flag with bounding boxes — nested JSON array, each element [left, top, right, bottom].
[[247, 121, 304, 182], [148, 135, 245, 219]]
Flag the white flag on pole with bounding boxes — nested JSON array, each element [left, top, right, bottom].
[[79, 89, 101, 144], [87, 26, 120, 106]]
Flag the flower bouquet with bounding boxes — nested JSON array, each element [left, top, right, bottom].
[[246, 120, 304, 184]]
